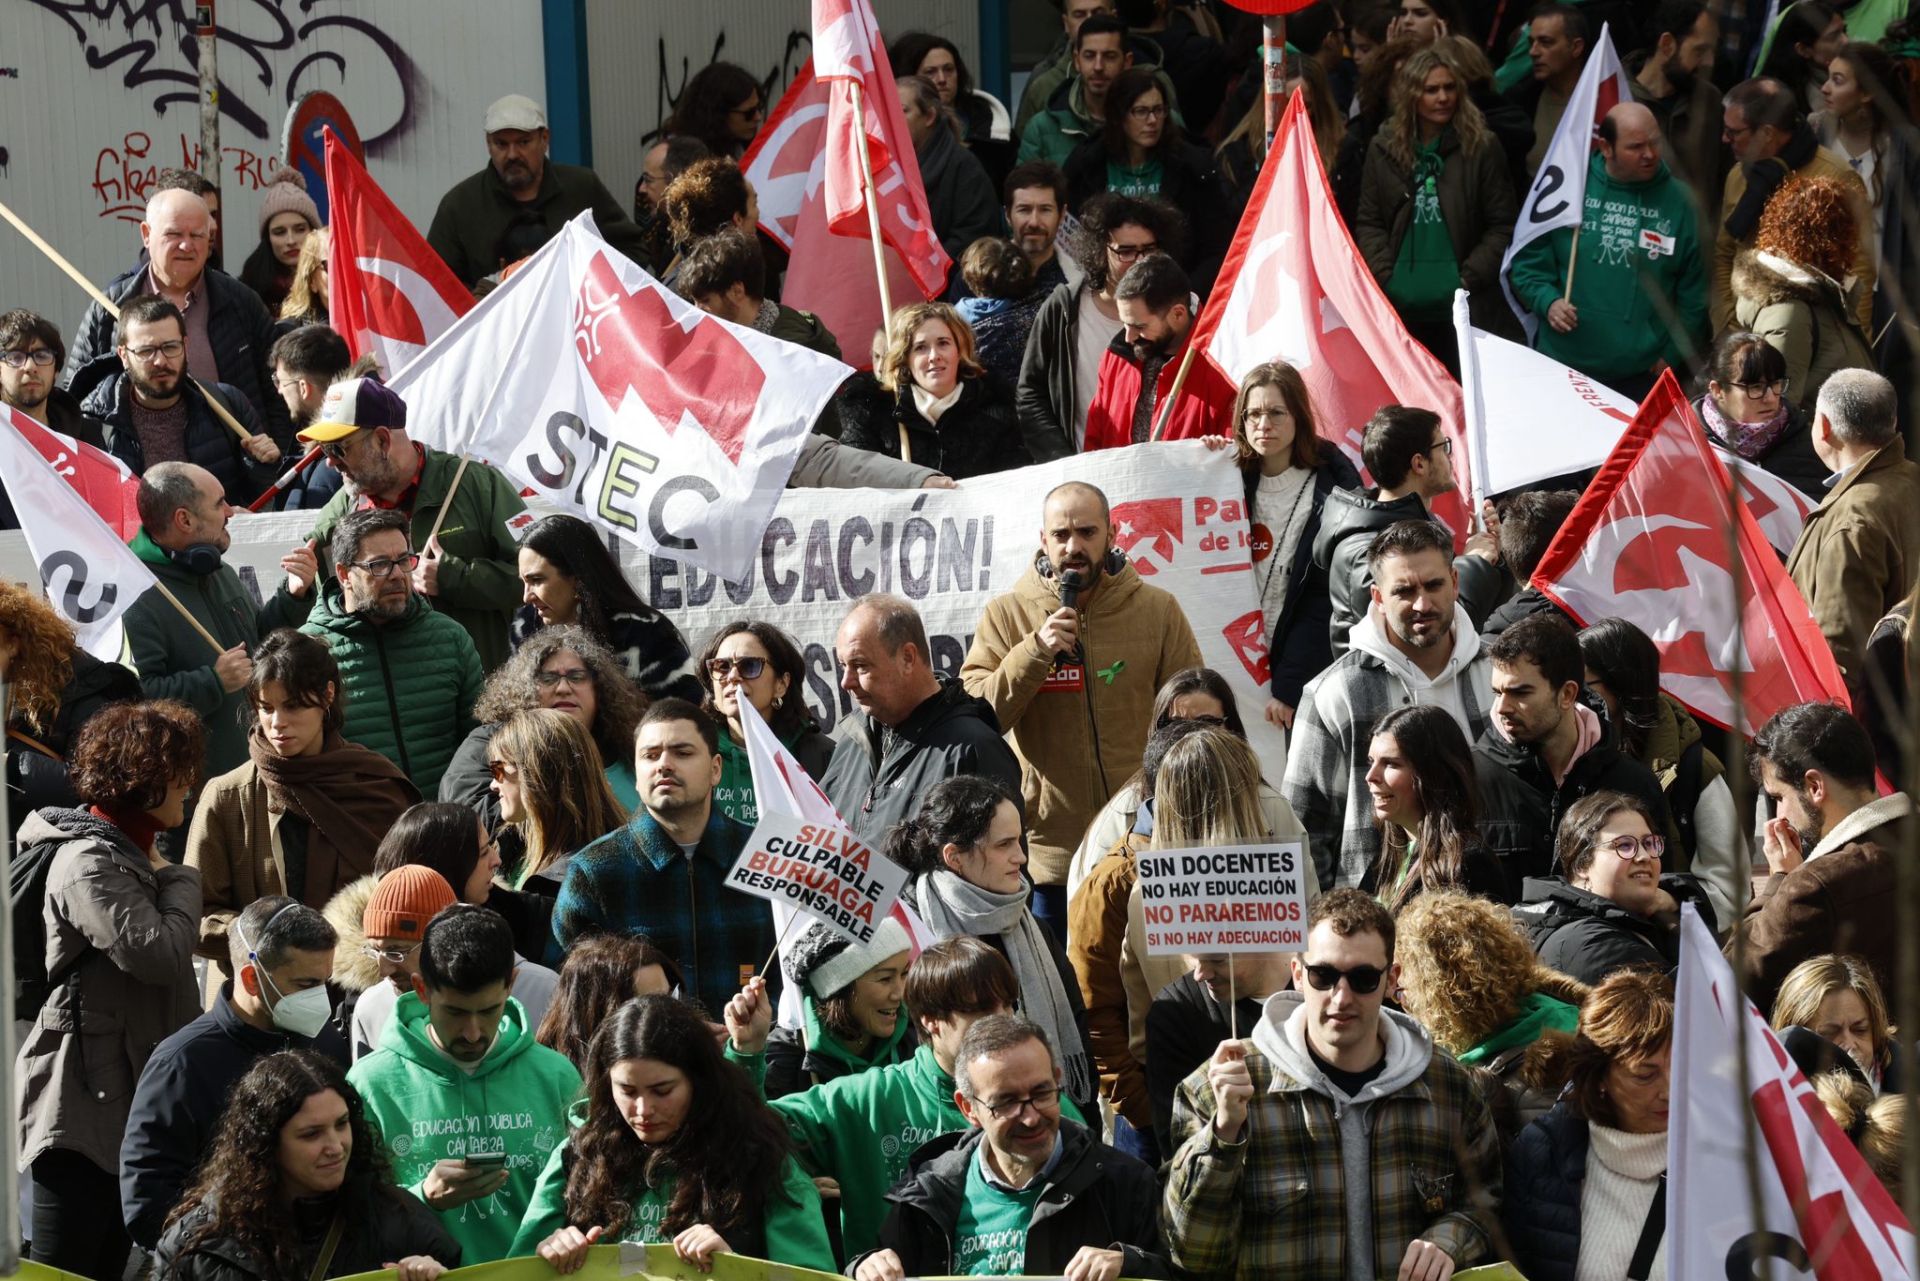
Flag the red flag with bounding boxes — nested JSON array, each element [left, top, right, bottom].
[[1188, 92, 1472, 539], [1531, 370, 1849, 734], [323, 127, 474, 376], [3, 405, 140, 539], [743, 61, 939, 361]]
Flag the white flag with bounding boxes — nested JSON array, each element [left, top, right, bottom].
[[0, 407, 156, 660], [1455, 307, 1814, 554], [1671, 906, 1914, 1278], [387, 214, 853, 582], [1499, 24, 1636, 340]]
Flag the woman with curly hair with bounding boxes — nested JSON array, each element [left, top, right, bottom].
[[1362, 704, 1512, 908], [663, 62, 765, 160], [512, 513, 700, 702], [1355, 42, 1519, 368], [277, 224, 331, 332], [536, 934, 682, 1072], [696, 620, 833, 825], [514, 994, 834, 1271], [187, 629, 419, 963], [17, 700, 205, 1278], [1505, 969, 1675, 1281], [1, 581, 140, 836], [1732, 174, 1875, 412], [660, 158, 758, 260], [1771, 952, 1902, 1092], [839, 301, 1027, 477], [154, 1050, 459, 1280], [1394, 890, 1585, 1137]]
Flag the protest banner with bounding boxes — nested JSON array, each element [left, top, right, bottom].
[[2, 442, 1287, 770], [1135, 841, 1310, 955], [726, 809, 909, 947]]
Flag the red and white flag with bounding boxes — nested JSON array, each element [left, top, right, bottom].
[[1189, 92, 1472, 538], [1456, 307, 1815, 555], [324, 127, 474, 377], [3, 407, 140, 539], [387, 214, 851, 582], [0, 406, 156, 659], [1499, 24, 1636, 338], [1672, 905, 1914, 1278], [1531, 370, 1848, 733]]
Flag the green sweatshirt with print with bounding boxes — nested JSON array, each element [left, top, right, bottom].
[[508, 1100, 835, 1270], [347, 991, 583, 1264]]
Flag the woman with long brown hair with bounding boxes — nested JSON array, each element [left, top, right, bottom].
[[513, 995, 833, 1271], [535, 934, 683, 1073], [1363, 703, 1511, 908]]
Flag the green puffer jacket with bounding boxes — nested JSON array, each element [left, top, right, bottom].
[[306, 446, 526, 673], [123, 530, 313, 774], [1508, 153, 1708, 381], [299, 581, 482, 795]]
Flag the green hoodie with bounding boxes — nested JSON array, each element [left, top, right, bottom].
[[347, 991, 583, 1264], [1508, 152, 1708, 381], [1458, 991, 1581, 1066], [797, 990, 911, 1078], [754, 1042, 1086, 1261], [509, 1099, 835, 1270]]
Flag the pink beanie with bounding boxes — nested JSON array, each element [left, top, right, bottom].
[[257, 166, 321, 233]]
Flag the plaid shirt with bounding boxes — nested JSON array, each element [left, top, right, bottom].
[[549, 806, 770, 1015], [1162, 1017, 1502, 1280]]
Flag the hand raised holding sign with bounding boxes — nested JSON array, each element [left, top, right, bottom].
[[724, 975, 772, 1055], [1209, 1040, 1254, 1142]]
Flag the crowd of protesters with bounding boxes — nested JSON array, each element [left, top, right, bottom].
[[4, 0, 1920, 1278]]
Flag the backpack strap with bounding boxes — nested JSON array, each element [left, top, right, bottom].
[[1669, 741, 1705, 868], [1627, 1173, 1667, 1281]]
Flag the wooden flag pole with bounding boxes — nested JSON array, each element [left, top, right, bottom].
[[1149, 334, 1202, 442], [0, 197, 260, 447], [1562, 226, 1581, 303], [1228, 955, 1238, 1042], [422, 453, 473, 548], [153, 581, 231, 658], [847, 80, 911, 466]]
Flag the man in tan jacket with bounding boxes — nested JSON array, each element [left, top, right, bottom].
[[1785, 369, 1920, 690], [961, 481, 1204, 935]]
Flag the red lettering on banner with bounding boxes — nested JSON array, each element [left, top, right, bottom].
[[1042, 665, 1086, 692]]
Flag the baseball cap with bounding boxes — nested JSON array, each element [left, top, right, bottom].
[[485, 94, 548, 134], [297, 376, 408, 443]]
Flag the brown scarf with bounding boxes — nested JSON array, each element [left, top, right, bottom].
[[248, 728, 420, 905]]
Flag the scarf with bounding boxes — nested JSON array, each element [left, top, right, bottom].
[[249, 728, 421, 904], [88, 803, 163, 855], [912, 381, 966, 425], [913, 869, 1093, 1103], [1699, 389, 1792, 459], [1726, 123, 1819, 241]]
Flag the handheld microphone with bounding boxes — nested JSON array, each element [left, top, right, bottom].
[[1055, 567, 1089, 667]]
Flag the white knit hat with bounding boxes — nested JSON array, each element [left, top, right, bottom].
[[789, 916, 913, 1000]]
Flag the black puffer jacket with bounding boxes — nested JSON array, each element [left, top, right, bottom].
[[84, 371, 278, 506], [153, 1174, 460, 1280], [837, 373, 1030, 480], [1312, 486, 1509, 654], [1513, 874, 1718, 986], [1503, 1100, 1588, 1281]]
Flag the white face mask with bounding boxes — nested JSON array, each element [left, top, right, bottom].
[[236, 909, 334, 1040]]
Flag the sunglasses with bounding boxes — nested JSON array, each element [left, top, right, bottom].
[[707, 656, 768, 680], [487, 759, 518, 782], [1303, 963, 1387, 994]]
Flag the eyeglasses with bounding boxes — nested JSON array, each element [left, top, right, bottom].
[[1425, 438, 1453, 457], [1728, 378, 1790, 399], [1128, 104, 1169, 121], [973, 1084, 1062, 1120], [534, 667, 593, 689], [319, 432, 369, 463], [347, 552, 421, 578], [1303, 963, 1387, 994], [728, 101, 765, 120], [707, 656, 768, 680], [122, 340, 185, 363], [487, 759, 519, 782], [1601, 834, 1667, 861], [0, 349, 57, 369], [1243, 408, 1290, 424], [362, 942, 421, 965], [1108, 241, 1159, 261]]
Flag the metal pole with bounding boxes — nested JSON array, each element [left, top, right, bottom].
[[1261, 16, 1288, 151], [0, 678, 19, 1276], [196, 2, 220, 199]]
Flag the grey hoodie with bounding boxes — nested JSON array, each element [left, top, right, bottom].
[[1251, 990, 1437, 1281]]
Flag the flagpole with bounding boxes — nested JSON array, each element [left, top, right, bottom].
[[1452, 289, 1488, 532], [1150, 333, 1201, 442], [846, 81, 911, 465], [153, 581, 233, 658], [0, 198, 265, 448], [422, 453, 473, 548], [1562, 226, 1581, 303]]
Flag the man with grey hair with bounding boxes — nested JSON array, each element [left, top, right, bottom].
[[123, 461, 318, 779], [851, 1013, 1169, 1281], [119, 897, 341, 1248], [301, 507, 482, 792], [823, 594, 1022, 845], [62, 187, 289, 440], [1787, 368, 1920, 688]]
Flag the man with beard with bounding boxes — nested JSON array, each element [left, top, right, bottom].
[[632, 134, 711, 273], [300, 377, 525, 673], [1081, 254, 1234, 450], [300, 507, 483, 795], [1283, 521, 1495, 890], [550, 699, 770, 1015], [123, 462, 319, 781], [1006, 162, 1081, 291], [1630, 0, 1725, 228], [82, 295, 282, 505], [0, 309, 107, 529], [267, 323, 353, 508], [962, 481, 1202, 932], [427, 94, 650, 288]]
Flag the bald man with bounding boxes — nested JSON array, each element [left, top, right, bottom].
[[1507, 101, 1707, 401], [961, 482, 1203, 932], [63, 188, 292, 444]]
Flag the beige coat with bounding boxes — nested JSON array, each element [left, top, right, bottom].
[[1711, 146, 1874, 333], [1731, 249, 1875, 414], [1787, 437, 1920, 686]]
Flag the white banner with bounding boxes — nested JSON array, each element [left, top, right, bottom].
[[1670, 906, 1914, 1278], [726, 810, 908, 947], [1135, 842, 1310, 954], [0, 442, 1286, 768]]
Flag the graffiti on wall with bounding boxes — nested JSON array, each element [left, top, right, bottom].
[[647, 27, 814, 146]]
